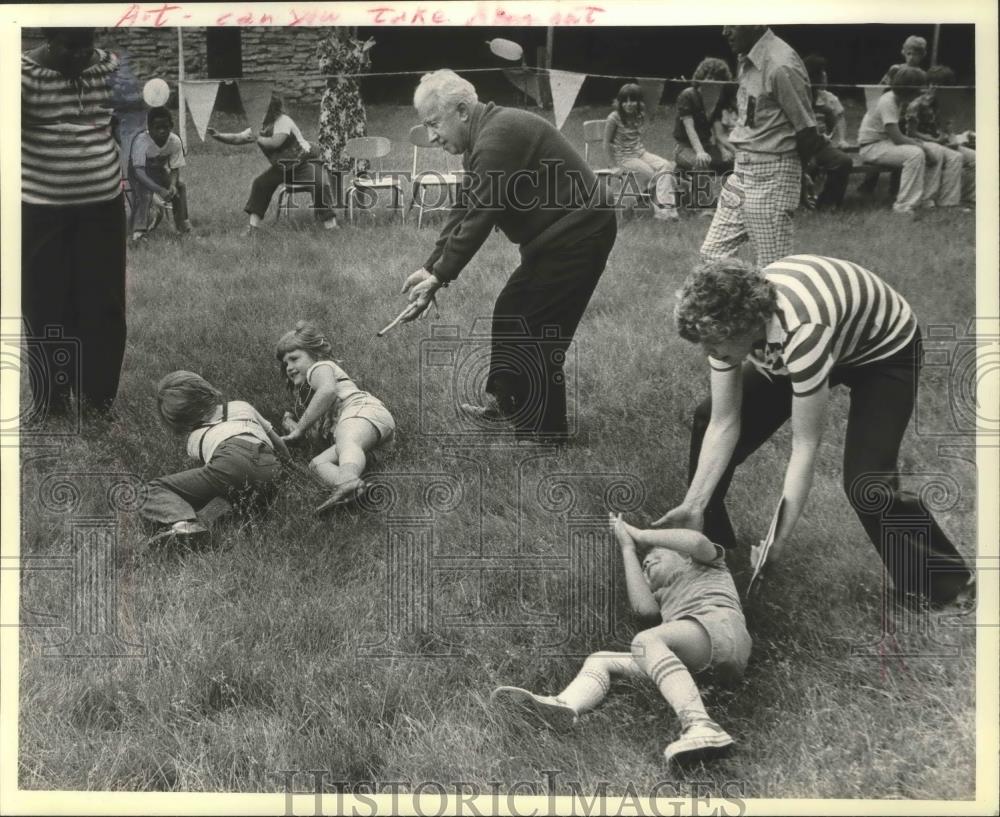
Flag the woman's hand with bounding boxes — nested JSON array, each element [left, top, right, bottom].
[[281, 411, 297, 434], [651, 504, 704, 531], [695, 149, 712, 168], [281, 426, 305, 444]]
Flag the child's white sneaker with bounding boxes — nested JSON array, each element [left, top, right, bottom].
[[663, 719, 734, 765], [653, 207, 680, 221], [490, 686, 578, 730]]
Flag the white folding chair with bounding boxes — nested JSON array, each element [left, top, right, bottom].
[[342, 136, 405, 224], [407, 124, 463, 228]]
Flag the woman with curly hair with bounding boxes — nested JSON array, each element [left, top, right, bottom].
[[656, 254, 974, 609], [673, 57, 737, 173]]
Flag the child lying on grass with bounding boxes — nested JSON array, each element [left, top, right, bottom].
[[493, 512, 751, 766], [276, 321, 396, 513], [142, 371, 288, 545]]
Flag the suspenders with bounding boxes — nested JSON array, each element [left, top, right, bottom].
[[195, 402, 228, 465]]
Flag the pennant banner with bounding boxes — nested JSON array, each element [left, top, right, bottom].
[[238, 79, 273, 130], [549, 70, 586, 131], [861, 84, 884, 112], [637, 79, 665, 121], [503, 68, 542, 106], [182, 81, 220, 142]]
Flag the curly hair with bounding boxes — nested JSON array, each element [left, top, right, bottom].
[[673, 258, 777, 344], [692, 57, 732, 85], [275, 320, 336, 390], [156, 370, 222, 433], [612, 83, 646, 127]]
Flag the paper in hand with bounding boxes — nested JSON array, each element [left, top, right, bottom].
[[747, 497, 785, 597]]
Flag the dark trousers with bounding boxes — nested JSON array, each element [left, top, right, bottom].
[[811, 143, 853, 208], [688, 332, 971, 603], [244, 154, 336, 220], [487, 215, 617, 438], [142, 437, 280, 526], [21, 195, 127, 411]]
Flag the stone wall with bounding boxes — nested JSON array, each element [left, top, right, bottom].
[[22, 27, 335, 104]]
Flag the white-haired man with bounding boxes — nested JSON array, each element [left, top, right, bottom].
[[401, 69, 617, 444]]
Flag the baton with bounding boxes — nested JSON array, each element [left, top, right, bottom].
[[375, 296, 439, 337]]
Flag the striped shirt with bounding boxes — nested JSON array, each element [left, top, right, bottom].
[[22, 49, 122, 205], [709, 255, 917, 396]]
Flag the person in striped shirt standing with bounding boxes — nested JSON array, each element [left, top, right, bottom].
[[21, 27, 127, 416], [657, 254, 974, 608]]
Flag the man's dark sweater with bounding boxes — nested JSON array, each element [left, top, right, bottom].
[[423, 102, 614, 284]]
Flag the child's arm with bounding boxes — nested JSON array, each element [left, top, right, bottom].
[[832, 112, 849, 148], [610, 513, 661, 620], [623, 522, 720, 565], [281, 364, 339, 442], [265, 424, 290, 460], [206, 127, 255, 145], [257, 132, 288, 151]]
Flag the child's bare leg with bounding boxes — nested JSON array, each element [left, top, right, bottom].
[[314, 419, 379, 507], [631, 620, 713, 727], [309, 444, 341, 486]]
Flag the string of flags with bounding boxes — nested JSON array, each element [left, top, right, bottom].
[[167, 70, 974, 141]]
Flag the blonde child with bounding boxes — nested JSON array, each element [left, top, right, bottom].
[[142, 371, 287, 544], [603, 83, 679, 220], [276, 321, 396, 512], [492, 513, 750, 766]]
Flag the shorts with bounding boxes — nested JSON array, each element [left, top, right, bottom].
[[337, 391, 396, 448], [686, 606, 752, 685]]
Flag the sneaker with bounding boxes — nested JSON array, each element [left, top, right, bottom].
[[653, 207, 680, 221], [663, 720, 734, 766], [931, 575, 977, 616], [241, 225, 260, 238], [315, 479, 366, 514], [178, 220, 193, 234], [322, 218, 340, 230], [148, 520, 209, 546], [490, 686, 578, 730]]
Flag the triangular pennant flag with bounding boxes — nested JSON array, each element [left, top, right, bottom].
[[861, 84, 884, 112], [548, 70, 586, 130], [503, 68, 542, 106], [182, 81, 220, 142], [637, 78, 665, 122], [238, 79, 273, 130]]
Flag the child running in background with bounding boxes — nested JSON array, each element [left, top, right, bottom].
[[128, 106, 193, 241], [142, 371, 287, 545], [603, 83, 679, 221], [276, 321, 396, 513], [492, 513, 751, 766]]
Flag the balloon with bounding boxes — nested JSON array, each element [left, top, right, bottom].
[[488, 38, 524, 62], [143, 78, 170, 107]]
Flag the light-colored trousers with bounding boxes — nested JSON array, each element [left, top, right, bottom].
[[619, 151, 678, 210]]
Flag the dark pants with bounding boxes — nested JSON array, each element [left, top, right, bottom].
[[811, 143, 853, 208], [688, 332, 971, 603], [21, 195, 127, 412], [487, 215, 617, 438], [141, 437, 280, 526], [244, 154, 336, 221]]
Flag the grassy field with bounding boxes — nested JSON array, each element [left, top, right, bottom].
[[16, 100, 980, 800]]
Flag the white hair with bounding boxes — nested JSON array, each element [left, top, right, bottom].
[[414, 69, 478, 113], [902, 35, 927, 52]]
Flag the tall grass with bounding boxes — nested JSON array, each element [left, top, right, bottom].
[[17, 101, 978, 798]]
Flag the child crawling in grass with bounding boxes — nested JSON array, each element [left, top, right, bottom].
[[276, 320, 396, 513], [492, 513, 751, 766], [142, 371, 288, 545]]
